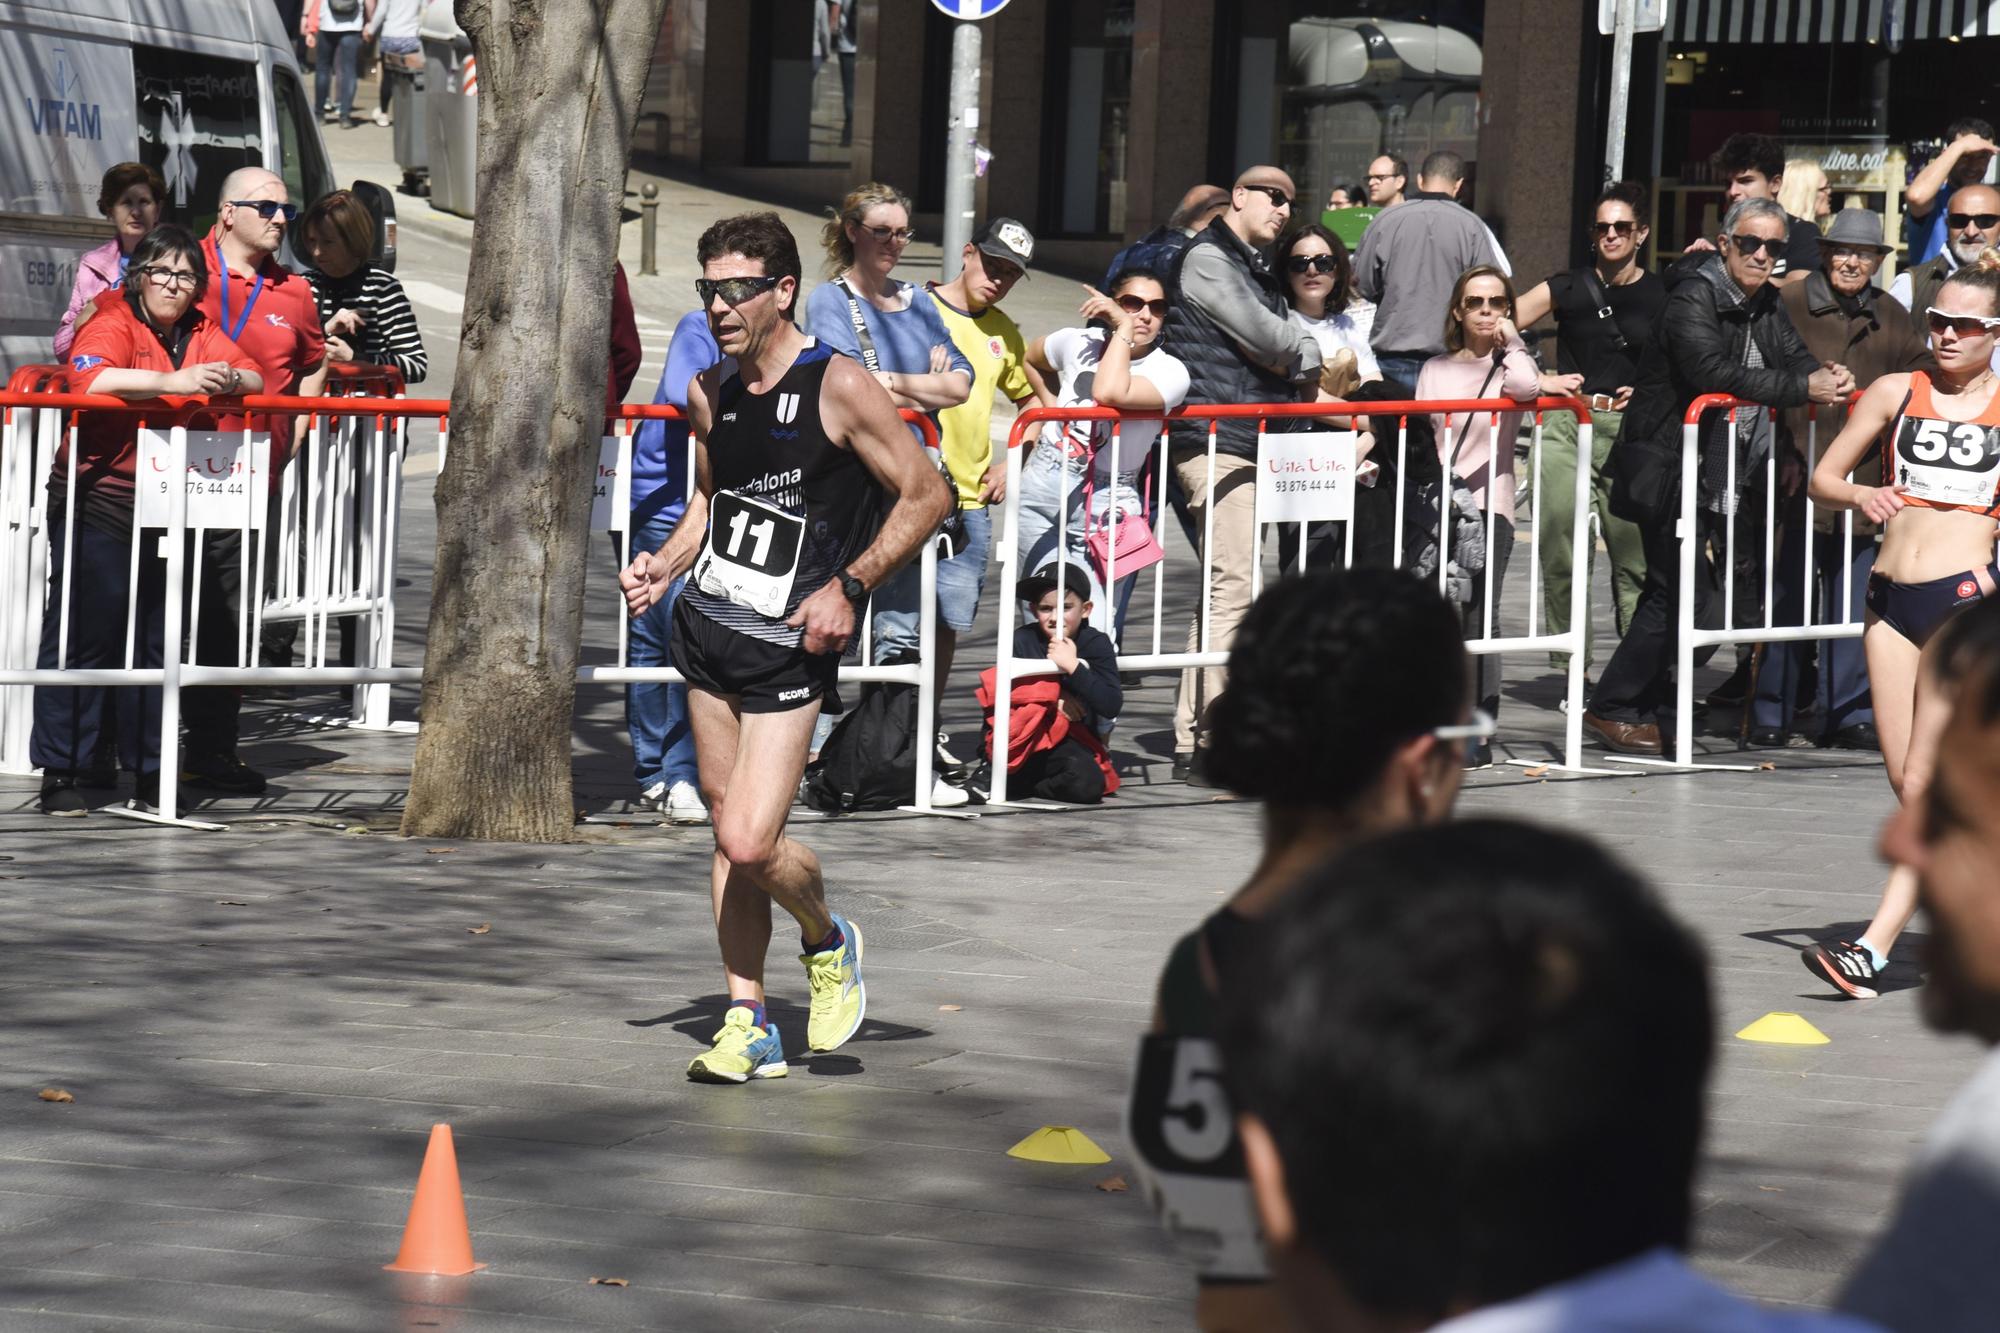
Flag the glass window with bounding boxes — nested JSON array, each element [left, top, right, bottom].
[[133, 46, 263, 235], [272, 68, 336, 212], [1053, 0, 1135, 237], [752, 0, 856, 165], [1276, 2, 1486, 216], [635, 0, 706, 167]]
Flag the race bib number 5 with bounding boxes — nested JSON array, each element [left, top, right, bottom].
[[1125, 1034, 1268, 1281], [693, 490, 806, 619], [1895, 416, 2000, 508]]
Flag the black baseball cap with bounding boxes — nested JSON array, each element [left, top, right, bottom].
[[1017, 562, 1092, 606], [974, 217, 1035, 272]]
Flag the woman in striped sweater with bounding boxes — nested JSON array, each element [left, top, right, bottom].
[[298, 190, 428, 384]]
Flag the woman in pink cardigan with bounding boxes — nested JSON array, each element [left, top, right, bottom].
[[53, 162, 166, 360], [1414, 264, 1542, 765]]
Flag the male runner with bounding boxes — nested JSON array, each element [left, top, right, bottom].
[[620, 212, 951, 1084]]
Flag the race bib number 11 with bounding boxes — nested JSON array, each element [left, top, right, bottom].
[[1895, 416, 2000, 509], [693, 490, 806, 619]]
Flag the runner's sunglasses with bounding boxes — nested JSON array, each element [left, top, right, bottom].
[[696, 274, 784, 306], [1925, 306, 2000, 336], [228, 199, 299, 221]]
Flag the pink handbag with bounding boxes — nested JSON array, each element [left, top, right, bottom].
[[1084, 470, 1164, 585]]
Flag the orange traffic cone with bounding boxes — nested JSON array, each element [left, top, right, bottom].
[[384, 1123, 485, 1275]]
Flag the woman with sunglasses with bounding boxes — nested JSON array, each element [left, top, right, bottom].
[[1513, 182, 1664, 679], [1797, 252, 2000, 999], [1017, 268, 1190, 635], [1129, 567, 1473, 1332], [804, 182, 972, 424], [37, 225, 264, 816], [1415, 266, 1541, 767], [55, 162, 166, 360], [1280, 222, 1378, 390]]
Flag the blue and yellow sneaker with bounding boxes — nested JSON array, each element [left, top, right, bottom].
[[686, 1007, 789, 1084], [802, 914, 866, 1052]]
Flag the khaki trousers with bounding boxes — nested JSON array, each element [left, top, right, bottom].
[[1171, 445, 1259, 756]]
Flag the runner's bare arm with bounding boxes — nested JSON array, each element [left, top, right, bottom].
[[780, 358, 950, 653], [1810, 374, 1908, 520], [620, 369, 715, 616], [821, 356, 953, 591]]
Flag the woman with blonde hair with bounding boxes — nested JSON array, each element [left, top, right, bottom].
[[1778, 158, 1833, 229]]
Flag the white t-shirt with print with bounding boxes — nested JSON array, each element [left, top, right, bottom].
[[1033, 326, 1191, 487], [1290, 307, 1380, 378]]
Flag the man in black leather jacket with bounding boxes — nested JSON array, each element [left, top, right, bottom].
[[1584, 198, 1853, 756]]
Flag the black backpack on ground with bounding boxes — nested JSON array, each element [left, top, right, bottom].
[[801, 666, 919, 813]]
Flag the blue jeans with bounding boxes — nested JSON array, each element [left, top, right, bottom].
[[1374, 353, 1428, 397], [316, 30, 362, 121], [1752, 516, 1876, 736], [625, 506, 698, 793], [1012, 448, 1141, 638], [872, 504, 992, 660]]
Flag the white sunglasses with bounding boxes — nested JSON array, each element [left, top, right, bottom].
[[1925, 306, 2000, 333]]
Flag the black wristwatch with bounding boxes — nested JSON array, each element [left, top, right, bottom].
[[838, 570, 867, 604]]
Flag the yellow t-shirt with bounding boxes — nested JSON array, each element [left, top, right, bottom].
[[927, 285, 1033, 508]]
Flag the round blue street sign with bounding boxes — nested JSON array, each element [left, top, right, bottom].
[[929, 0, 1011, 16]]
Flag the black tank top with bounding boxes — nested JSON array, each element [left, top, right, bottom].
[[684, 339, 884, 647]]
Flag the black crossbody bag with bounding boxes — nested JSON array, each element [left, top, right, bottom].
[[836, 279, 966, 557]]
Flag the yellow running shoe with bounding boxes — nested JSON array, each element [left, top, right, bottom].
[[686, 1007, 789, 1084], [802, 914, 866, 1052]]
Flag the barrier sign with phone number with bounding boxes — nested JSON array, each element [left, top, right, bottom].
[[1256, 430, 1358, 523], [137, 430, 270, 530]]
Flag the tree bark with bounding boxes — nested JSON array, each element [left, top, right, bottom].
[[401, 0, 666, 841]]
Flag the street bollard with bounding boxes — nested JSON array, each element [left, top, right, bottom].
[[640, 183, 659, 277]]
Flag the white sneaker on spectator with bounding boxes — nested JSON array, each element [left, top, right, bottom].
[[930, 777, 969, 809], [935, 729, 970, 773], [372, 108, 390, 127], [665, 780, 709, 825], [638, 780, 667, 811]]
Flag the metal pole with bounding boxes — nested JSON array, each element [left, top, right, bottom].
[[940, 22, 981, 281], [640, 183, 659, 277], [1604, 0, 1637, 183]]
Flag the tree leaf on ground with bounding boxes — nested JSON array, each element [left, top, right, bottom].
[[426, 847, 457, 854], [938, 1004, 962, 1012], [589, 1276, 628, 1287], [1758, 761, 1777, 771], [1095, 1175, 1127, 1192], [1522, 765, 1549, 778], [38, 1088, 74, 1103], [468, 923, 492, 935]]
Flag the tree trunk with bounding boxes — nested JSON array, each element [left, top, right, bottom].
[[401, 0, 666, 841]]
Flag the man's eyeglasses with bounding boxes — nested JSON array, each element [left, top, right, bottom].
[[1926, 307, 2000, 337], [1116, 293, 1169, 317], [1432, 709, 1498, 742], [1244, 184, 1293, 210], [1459, 294, 1509, 312], [229, 199, 298, 222], [1948, 212, 2000, 231], [695, 274, 783, 307], [1365, 172, 1400, 183], [1286, 254, 1339, 275], [1591, 220, 1639, 236], [1727, 233, 1782, 256], [139, 265, 199, 290], [861, 223, 916, 245]]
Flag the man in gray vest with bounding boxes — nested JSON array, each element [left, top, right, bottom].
[[1890, 183, 2000, 323], [1162, 165, 1324, 782]]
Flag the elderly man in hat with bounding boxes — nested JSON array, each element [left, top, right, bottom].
[[1751, 209, 1935, 748]]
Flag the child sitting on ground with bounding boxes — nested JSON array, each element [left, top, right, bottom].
[[977, 564, 1123, 803]]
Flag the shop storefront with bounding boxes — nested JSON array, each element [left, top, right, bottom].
[[1647, 0, 1998, 271]]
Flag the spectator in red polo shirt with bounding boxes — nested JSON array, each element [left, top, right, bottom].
[[34, 225, 264, 816], [182, 166, 328, 796]]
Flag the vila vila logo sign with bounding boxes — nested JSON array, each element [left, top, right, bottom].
[[775, 393, 799, 425]]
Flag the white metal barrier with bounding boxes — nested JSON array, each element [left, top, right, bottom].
[[986, 396, 1601, 805], [1634, 395, 1870, 769]]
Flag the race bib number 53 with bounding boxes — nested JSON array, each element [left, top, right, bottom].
[[1895, 416, 2000, 509], [692, 490, 806, 619]]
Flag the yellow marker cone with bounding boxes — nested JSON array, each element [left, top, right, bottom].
[[1735, 1012, 1830, 1046], [1007, 1125, 1111, 1164]]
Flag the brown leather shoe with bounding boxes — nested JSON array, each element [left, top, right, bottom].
[[1583, 710, 1662, 755]]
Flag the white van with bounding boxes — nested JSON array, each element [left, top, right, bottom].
[[0, 0, 390, 375]]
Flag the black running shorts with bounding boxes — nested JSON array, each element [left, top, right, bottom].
[[670, 597, 842, 714]]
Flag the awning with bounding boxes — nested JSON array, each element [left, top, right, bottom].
[[1670, 0, 2000, 45]]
